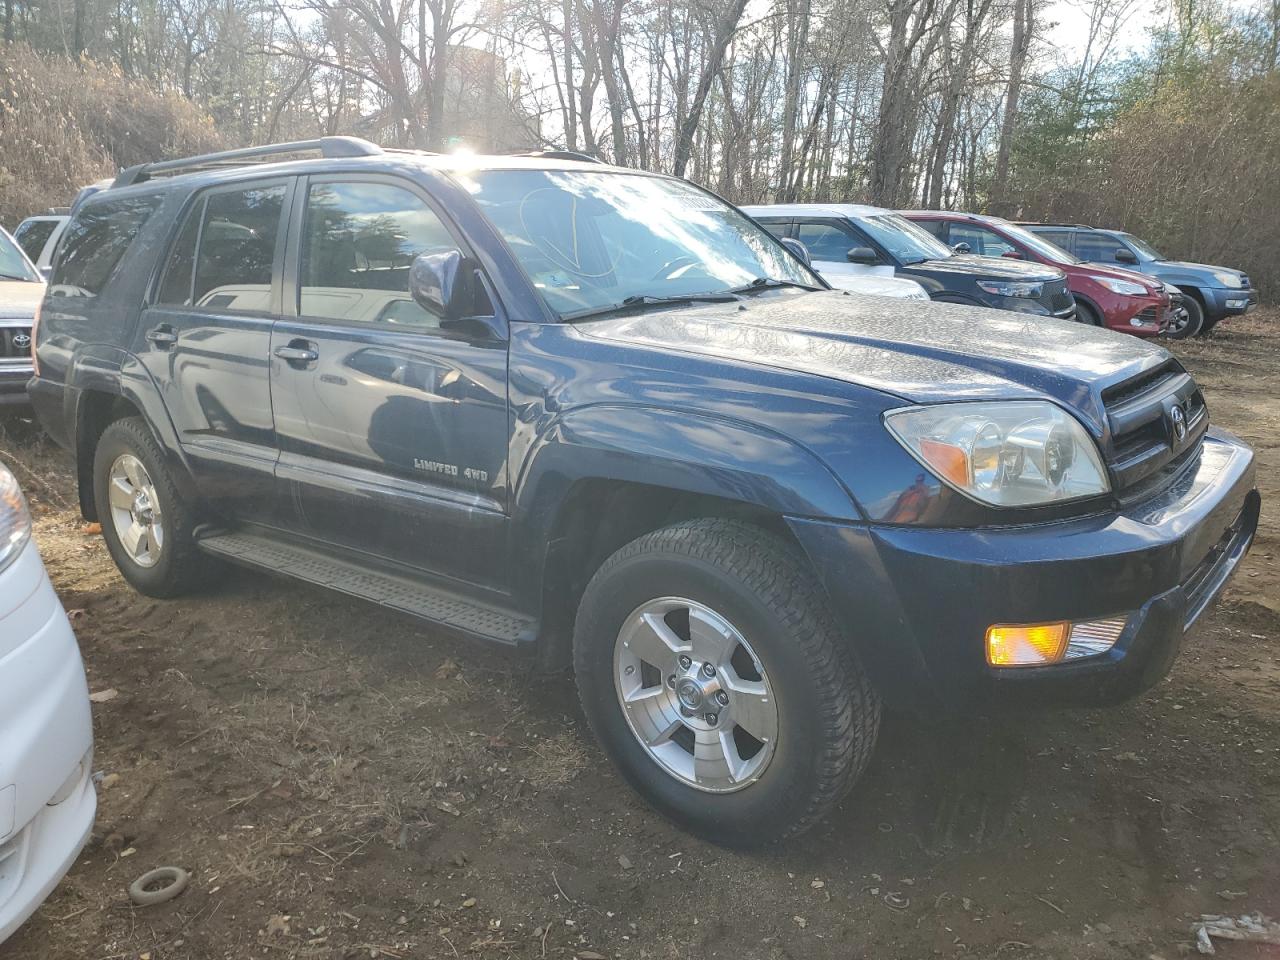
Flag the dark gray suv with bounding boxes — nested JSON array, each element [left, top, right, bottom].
[[1020, 223, 1257, 336]]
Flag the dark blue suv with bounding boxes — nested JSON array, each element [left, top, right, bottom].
[[28, 139, 1260, 845]]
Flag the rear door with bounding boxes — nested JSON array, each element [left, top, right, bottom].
[[139, 178, 293, 525], [269, 174, 510, 591]]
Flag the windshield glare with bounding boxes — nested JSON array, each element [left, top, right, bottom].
[[458, 170, 818, 316], [999, 221, 1080, 263], [0, 230, 38, 281], [1119, 233, 1163, 260], [858, 214, 953, 264]]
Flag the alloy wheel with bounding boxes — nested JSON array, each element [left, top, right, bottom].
[[613, 597, 779, 793], [106, 454, 165, 568]]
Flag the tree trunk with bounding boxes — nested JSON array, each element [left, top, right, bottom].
[[990, 0, 1032, 214], [672, 0, 749, 178]]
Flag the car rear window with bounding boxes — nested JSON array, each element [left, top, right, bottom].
[[13, 219, 57, 261], [50, 195, 161, 298]]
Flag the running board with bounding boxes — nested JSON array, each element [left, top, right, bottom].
[[195, 530, 535, 647]]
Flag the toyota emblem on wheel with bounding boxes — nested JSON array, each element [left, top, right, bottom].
[[1169, 403, 1187, 443]]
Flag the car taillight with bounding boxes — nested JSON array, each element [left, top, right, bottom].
[[30, 300, 41, 377]]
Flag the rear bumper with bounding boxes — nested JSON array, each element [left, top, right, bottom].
[[789, 428, 1258, 710], [0, 542, 96, 945]]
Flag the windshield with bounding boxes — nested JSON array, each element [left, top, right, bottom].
[[998, 221, 1079, 264], [857, 214, 953, 264], [0, 229, 39, 281], [457, 169, 819, 317], [1119, 232, 1163, 260]]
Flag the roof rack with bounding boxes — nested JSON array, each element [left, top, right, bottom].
[[1013, 221, 1093, 229], [505, 149, 603, 164], [112, 136, 384, 189]]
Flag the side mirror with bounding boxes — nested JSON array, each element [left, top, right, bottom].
[[952, 242, 972, 255], [1001, 250, 1025, 260], [846, 246, 879, 265], [1115, 247, 1138, 264], [780, 237, 811, 266], [409, 249, 478, 323]]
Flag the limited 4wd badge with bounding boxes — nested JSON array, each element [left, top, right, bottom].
[[413, 459, 488, 483]]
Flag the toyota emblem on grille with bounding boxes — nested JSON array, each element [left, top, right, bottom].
[[12, 332, 31, 349], [1169, 403, 1188, 443]]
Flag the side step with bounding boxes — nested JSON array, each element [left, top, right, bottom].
[[196, 530, 535, 646]]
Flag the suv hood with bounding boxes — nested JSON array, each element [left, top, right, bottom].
[[914, 254, 1063, 282], [582, 291, 1167, 429], [1072, 262, 1160, 291], [1157, 259, 1245, 281], [0, 280, 45, 319]]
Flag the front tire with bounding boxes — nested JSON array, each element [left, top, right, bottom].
[[573, 519, 880, 845], [1076, 301, 1103, 327], [1169, 290, 1204, 338], [93, 417, 217, 598]]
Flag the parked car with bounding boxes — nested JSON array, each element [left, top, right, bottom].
[[1018, 223, 1257, 336], [901, 211, 1185, 338], [11, 214, 69, 279], [741, 202, 1076, 321], [0, 460, 97, 944], [29, 139, 1259, 845], [0, 228, 43, 409], [818, 271, 930, 300]]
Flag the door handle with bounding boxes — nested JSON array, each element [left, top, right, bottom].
[[274, 341, 319, 366], [146, 326, 178, 347]]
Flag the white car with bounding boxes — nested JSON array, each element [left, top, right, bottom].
[[10, 216, 68, 280], [0, 461, 96, 945], [821, 272, 930, 300]]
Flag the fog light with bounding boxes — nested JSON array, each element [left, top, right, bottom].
[[986, 622, 1068, 666], [987, 616, 1130, 667], [1226, 298, 1246, 309]]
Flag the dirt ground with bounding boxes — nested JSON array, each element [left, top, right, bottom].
[[2, 313, 1278, 960]]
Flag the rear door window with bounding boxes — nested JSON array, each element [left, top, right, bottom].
[[49, 195, 161, 297], [753, 218, 792, 241], [913, 219, 948, 240], [1032, 229, 1074, 251], [192, 185, 287, 313]]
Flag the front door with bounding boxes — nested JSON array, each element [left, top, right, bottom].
[[139, 178, 293, 524], [269, 175, 511, 592]]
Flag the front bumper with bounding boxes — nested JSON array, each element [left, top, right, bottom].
[[1202, 286, 1259, 319], [0, 364, 33, 407], [789, 428, 1258, 710], [0, 541, 96, 945]]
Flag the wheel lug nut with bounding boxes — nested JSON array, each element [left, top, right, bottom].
[[678, 655, 692, 669], [701, 663, 715, 678], [666, 675, 676, 688], [704, 712, 718, 725], [716, 691, 729, 705]]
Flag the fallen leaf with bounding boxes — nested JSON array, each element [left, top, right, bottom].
[[793, 916, 808, 928], [436, 800, 461, 817], [266, 914, 291, 937], [89, 688, 119, 703], [82, 522, 102, 535]]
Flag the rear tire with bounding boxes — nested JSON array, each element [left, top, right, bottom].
[[1169, 290, 1204, 339], [572, 519, 881, 845], [93, 417, 219, 598]]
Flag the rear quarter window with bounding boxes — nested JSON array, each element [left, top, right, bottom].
[[50, 194, 162, 298]]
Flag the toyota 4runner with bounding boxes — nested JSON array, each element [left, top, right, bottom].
[[28, 139, 1260, 845]]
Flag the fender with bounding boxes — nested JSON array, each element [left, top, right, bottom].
[[65, 344, 198, 520], [508, 402, 862, 610]]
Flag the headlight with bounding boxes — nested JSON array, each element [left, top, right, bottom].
[[0, 461, 34, 572], [1098, 277, 1148, 295], [976, 280, 1044, 299], [883, 401, 1110, 507], [1212, 270, 1242, 288]]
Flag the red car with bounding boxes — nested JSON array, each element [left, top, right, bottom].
[[902, 211, 1180, 338]]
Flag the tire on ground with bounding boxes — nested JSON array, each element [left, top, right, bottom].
[[1170, 290, 1205, 338], [93, 416, 219, 598], [572, 518, 881, 845]]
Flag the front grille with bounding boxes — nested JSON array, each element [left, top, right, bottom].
[[1044, 278, 1073, 311], [1102, 359, 1207, 495], [0, 325, 33, 360], [1135, 307, 1158, 325]]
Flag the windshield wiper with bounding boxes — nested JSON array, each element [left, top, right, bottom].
[[727, 277, 823, 295], [561, 292, 741, 322]]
